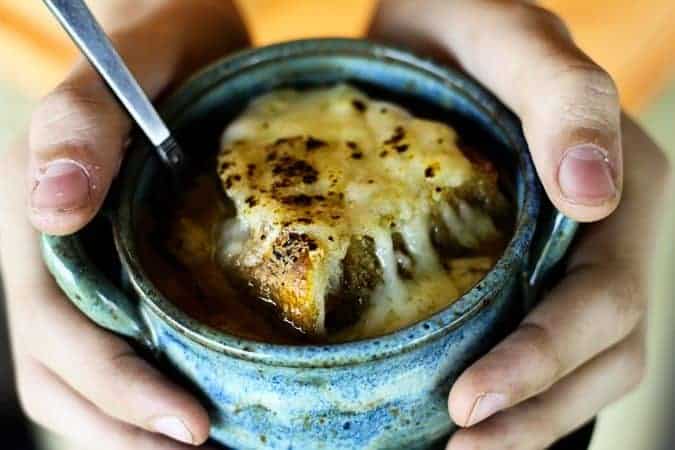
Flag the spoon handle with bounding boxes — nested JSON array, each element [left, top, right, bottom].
[[42, 0, 185, 169]]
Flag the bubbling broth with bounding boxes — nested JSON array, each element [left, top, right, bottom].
[[139, 84, 514, 344]]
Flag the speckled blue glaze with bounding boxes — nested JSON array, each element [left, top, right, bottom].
[[41, 39, 577, 449]]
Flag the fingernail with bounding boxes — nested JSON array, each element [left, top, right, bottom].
[[151, 416, 194, 444], [559, 145, 616, 205], [31, 160, 90, 211], [465, 393, 507, 427]]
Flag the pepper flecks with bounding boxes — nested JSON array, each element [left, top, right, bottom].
[[425, 166, 436, 178]]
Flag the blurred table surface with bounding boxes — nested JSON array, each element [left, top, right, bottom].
[[0, 0, 674, 112]]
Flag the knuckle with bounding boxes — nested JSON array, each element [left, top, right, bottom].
[[30, 82, 115, 147], [502, 2, 570, 36], [552, 65, 620, 129], [15, 371, 45, 426], [652, 148, 673, 191], [622, 331, 647, 391], [605, 266, 646, 336], [518, 323, 563, 385], [91, 347, 156, 417]]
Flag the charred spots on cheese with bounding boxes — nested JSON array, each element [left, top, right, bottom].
[[425, 166, 436, 178], [285, 232, 318, 252], [218, 160, 234, 173], [351, 151, 364, 160], [346, 141, 358, 150], [270, 232, 319, 266], [273, 136, 304, 147], [247, 163, 257, 177], [271, 155, 319, 185], [394, 144, 409, 153], [266, 150, 278, 162], [384, 126, 405, 145], [279, 194, 326, 207], [245, 196, 258, 208], [305, 136, 327, 151], [224, 174, 242, 189], [351, 99, 367, 112], [379, 150, 389, 158], [296, 217, 313, 225]]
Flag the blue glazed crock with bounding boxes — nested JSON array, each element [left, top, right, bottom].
[[41, 39, 577, 450]]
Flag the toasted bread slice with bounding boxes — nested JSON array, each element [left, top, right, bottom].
[[216, 85, 508, 335]]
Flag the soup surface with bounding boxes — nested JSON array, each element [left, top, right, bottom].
[[140, 84, 513, 344]]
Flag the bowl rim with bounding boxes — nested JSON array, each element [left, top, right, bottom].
[[114, 38, 540, 367]]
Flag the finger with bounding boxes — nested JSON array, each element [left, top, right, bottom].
[[447, 325, 645, 450], [27, 1, 248, 235], [7, 238, 211, 445], [1, 142, 210, 445], [14, 356, 214, 450], [447, 261, 644, 427], [372, 0, 622, 221]]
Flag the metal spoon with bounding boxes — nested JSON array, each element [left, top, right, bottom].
[[42, 0, 186, 176]]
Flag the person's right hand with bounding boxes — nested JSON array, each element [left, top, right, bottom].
[[0, 2, 248, 448]]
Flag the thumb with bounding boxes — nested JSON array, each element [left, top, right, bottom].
[[27, 1, 248, 235]]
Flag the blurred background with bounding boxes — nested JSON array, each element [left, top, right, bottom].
[[0, 1, 673, 449]]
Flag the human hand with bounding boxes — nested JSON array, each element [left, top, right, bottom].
[[0, 1, 248, 448], [370, 1, 672, 448]]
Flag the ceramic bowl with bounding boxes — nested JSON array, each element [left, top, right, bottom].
[[41, 38, 577, 450]]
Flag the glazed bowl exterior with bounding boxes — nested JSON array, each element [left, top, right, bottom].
[[42, 39, 577, 450]]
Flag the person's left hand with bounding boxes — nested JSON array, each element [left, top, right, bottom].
[[370, 1, 672, 449]]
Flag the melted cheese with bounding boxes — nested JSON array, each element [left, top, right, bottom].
[[217, 84, 503, 336]]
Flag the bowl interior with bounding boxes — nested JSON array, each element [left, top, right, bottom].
[[114, 39, 540, 366]]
